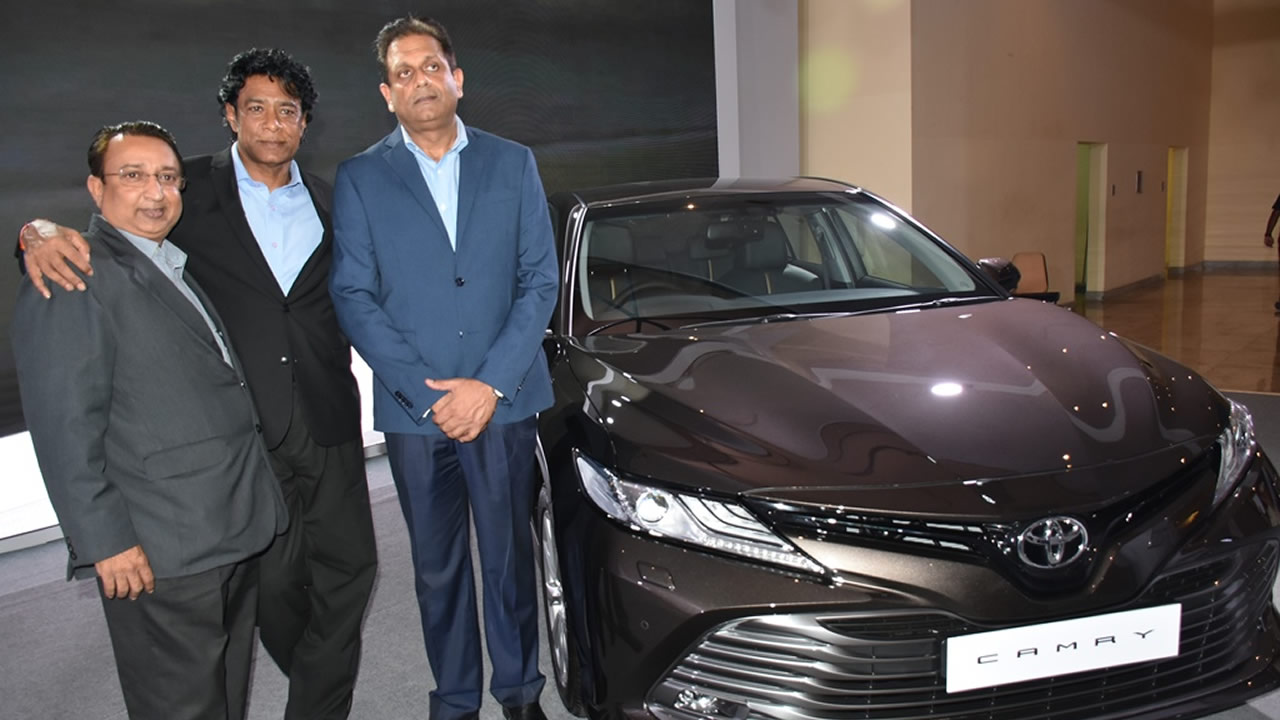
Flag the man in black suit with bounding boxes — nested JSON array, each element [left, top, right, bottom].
[[19, 50, 377, 720], [14, 120, 290, 719]]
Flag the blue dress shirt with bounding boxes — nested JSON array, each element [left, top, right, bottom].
[[401, 116, 469, 251], [231, 142, 323, 294]]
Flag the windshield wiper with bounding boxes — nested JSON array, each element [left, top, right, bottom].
[[680, 296, 1000, 330], [681, 311, 836, 330], [883, 295, 1000, 312], [585, 315, 724, 337], [586, 317, 672, 336]]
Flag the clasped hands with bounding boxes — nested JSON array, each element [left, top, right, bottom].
[[426, 377, 498, 442]]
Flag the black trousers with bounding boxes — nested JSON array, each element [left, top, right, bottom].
[[258, 394, 379, 720], [100, 560, 257, 720]]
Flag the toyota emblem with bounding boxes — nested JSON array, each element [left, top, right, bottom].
[[1017, 516, 1089, 569]]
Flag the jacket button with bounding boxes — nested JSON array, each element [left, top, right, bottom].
[[255, 424, 263, 433], [280, 356, 289, 365], [455, 277, 465, 286], [282, 303, 290, 313]]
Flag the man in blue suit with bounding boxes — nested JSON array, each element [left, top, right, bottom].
[[329, 15, 558, 720]]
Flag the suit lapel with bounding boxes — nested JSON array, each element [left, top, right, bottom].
[[287, 173, 332, 300], [209, 149, 286, 301], [381, 130, 451, 247], [88, 217, 226, 359], [455, 126, 484, 256], [187, 274, 242, 373]]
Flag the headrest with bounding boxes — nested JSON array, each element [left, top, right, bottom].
[[735, 222, 789, 270], [690, 232, 732, 260]]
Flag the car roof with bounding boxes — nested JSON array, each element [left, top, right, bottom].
[[549, 176, 861, 210]]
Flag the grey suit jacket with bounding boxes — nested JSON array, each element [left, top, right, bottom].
[[12, 214, 288, 580]]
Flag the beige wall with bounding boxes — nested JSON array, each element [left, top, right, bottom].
[[910, 0, 1213, 300], [1205, 0, 1280, 262], [799, 0, 913, 210]]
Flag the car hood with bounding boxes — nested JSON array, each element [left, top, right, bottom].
[[567, 299, 1229, 516]]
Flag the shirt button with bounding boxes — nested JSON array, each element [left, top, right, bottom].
[[455, 277, 464, 286]]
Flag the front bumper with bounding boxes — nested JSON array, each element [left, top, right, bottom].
[[557, 456, 1280, 720]]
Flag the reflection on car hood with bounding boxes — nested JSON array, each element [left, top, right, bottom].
[[568, 299, 1228, 512]]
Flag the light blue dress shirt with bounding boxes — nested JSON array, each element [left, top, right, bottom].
[[119, 229, 232, 366], [231, 142, 323, 294], [401, 116, 469, 250]]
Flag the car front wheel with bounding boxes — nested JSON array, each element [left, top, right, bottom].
[[537, 485, 586, 716]]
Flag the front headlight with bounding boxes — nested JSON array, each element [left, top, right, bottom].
[[574, 451, 825, 575], [1215, 398, 1257, 506]]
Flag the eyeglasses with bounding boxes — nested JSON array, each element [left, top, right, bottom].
[[103, 168, 186, 190]]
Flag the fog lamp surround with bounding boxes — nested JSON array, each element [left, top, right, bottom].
[[574, 451, 825, 575], [1215, 398, 1257, 507], [673, 688, 744, 719]]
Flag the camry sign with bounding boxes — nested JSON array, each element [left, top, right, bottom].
[[945, 604, 1181, 693]]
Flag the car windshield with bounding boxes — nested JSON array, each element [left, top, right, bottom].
[[573, 190, 994, 333]]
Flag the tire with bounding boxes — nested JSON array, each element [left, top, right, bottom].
[[537, 488, 586, 716]]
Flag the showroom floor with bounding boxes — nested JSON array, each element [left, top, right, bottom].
[[1076, 268, 1280, 394]]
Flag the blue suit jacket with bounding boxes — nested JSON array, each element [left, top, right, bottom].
[[330, 125, 559, 435]]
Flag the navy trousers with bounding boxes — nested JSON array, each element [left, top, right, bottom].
[[386, 417, 545, 720]]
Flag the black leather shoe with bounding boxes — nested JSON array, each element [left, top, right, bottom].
[[502, 703, 548, 720]]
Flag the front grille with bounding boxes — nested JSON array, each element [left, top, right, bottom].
[[648, 542, 1278, 720], [762, 510, 1010, 558], [747, 452, 1218, 596]]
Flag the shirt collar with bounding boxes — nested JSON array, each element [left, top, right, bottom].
[[401, 115, 469, 164], [230, 141, 304, 191], [118, 227, 186, 270]]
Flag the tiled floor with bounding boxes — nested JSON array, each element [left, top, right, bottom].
[[1075, 269, 1280, 394]]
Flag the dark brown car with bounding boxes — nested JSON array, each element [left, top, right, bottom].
[[534, 178, 1280, 720]]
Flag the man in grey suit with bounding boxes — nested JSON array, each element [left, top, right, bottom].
[[11, 120, 288, 720]]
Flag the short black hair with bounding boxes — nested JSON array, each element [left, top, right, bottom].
[[87, 121, 183, 179], [374, 16, 456, 82], [217, 48, 317, 139]]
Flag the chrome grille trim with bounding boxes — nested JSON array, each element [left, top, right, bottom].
[[648, 542, 1278, 720]]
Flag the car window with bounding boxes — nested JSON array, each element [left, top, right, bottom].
[[574, 192, 986, 329]]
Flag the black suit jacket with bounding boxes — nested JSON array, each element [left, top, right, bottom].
[[13, 215, 288, 579], [173, 150, 361, 449]]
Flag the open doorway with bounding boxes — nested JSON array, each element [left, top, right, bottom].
[[1074, 142, 1108, 299], [1165, 147, 1189, 273]]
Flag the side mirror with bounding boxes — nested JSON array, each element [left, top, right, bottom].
[[977, 257, 1021, 293]]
